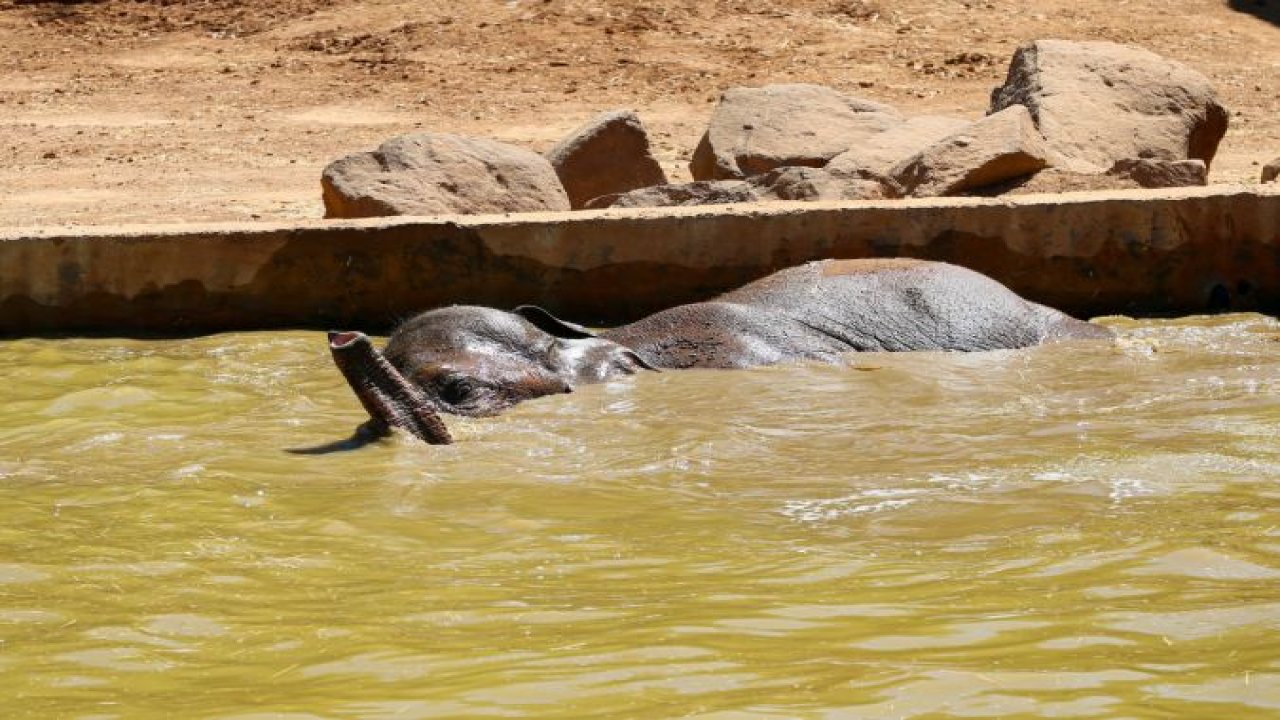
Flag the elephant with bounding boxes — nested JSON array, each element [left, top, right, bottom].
[[324, 258, 1112, 446]]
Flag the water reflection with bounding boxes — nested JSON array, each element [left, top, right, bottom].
[[2, 315, 1280, 717]]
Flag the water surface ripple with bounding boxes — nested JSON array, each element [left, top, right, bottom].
[[3, 315, 1280, 718]]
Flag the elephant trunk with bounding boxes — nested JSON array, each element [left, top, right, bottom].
[[328, 331, 453, 445]]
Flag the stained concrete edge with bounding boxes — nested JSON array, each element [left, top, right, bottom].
[[3, 184, 1279, 335]]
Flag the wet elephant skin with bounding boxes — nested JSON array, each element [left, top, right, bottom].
[[327, 258, 1112, 445]]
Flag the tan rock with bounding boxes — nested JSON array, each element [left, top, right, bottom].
[[689, 83, 903, 181], [587, 180, 758, 209], [753, 166, 896, 201], [891, 105, 1050, 197], [968, 168, 1143, 196], [827, 115, 972, 176], [546, 109, 668, 210], [322, 132, 569, 218], [1262, 157, 1280, 183], [989, 39, 1229, 173], [1107, 158, 1207, 188], [588, 167, 894, 209]]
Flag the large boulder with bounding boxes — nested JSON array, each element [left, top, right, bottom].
[[890, 105, 1050, 197], [826, 115, 972, 177], [989, 39, 1229, 173], [689, 83, 903, 181], [545, 109, 668, 210], [321, 132, 570, 218]]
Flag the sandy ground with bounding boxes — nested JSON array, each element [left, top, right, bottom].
[[1, 0, 1278, 228]]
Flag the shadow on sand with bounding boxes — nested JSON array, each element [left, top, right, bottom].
[[1229, 0, 1280, 25]]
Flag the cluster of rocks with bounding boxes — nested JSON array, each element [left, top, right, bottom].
[[321, 39, 1235, 219]]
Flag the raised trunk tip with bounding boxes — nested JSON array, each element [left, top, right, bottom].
[[328, 330, 454, 445]]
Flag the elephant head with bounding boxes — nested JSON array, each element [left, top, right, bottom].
[[382, 305, 654, 416], [328, 305, 654, 444]]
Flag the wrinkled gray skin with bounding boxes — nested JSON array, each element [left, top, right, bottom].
[[337, 259, 1109, 440]]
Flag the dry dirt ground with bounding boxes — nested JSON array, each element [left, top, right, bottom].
[[1, 0, 1278, 228]]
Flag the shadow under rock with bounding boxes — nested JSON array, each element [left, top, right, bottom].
[[1229, 0, 1280, 25]]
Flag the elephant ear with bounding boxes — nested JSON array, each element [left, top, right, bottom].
[[513, 305, 598, 339]]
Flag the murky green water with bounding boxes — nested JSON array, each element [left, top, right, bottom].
[[3, 315, 1280, 718]]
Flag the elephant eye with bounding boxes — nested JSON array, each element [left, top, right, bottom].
[[439, 376, 478, 405]]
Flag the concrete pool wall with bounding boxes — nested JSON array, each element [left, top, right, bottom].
[[2, 184, 1279, 335]]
